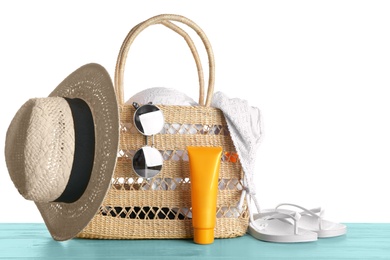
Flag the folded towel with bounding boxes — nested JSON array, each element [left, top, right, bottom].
[[211, 91, 263, 197]]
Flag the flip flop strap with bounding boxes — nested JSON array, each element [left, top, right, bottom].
[[276, 203, 324, 230], [251, 211, 302, 235]]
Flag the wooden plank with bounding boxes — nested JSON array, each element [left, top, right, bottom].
[[0, 224, 389, 259]]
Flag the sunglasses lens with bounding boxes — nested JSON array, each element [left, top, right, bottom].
[[134, 104, 164, 136], [132, 146, 163, 179]]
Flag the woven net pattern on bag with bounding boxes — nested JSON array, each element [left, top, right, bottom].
[[78, 105, 249, 239]]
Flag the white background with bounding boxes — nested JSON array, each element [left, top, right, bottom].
[[1, 0, 389, 223]]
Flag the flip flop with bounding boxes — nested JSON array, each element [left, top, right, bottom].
[[274, 203, 347, 238], [248, 210, 318, 243]]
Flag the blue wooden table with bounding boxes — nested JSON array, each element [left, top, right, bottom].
[[0, 223, 389, 259]]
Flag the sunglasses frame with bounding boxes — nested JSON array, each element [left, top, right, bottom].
[[131, 102, 165, 179]]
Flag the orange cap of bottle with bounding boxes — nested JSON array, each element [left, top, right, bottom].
[[194, 228, 214, 244]]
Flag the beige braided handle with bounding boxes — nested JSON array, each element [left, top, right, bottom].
[[115, 14, 215, 107]]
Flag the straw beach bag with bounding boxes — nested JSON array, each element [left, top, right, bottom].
[[78, 14, 249, 239]]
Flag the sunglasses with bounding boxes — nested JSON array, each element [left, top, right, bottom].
[[132, 102, 164, 179]]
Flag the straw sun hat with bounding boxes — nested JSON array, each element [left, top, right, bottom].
[[4, 63, 119, 241]]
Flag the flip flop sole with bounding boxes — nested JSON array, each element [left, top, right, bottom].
[[299, 215, 347, 238], [248, 218, 318, 243]]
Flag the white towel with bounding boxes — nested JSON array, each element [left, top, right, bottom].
[[211, 91, 263, 197]]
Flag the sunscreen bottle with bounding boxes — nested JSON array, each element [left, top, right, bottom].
[[187, 146, 222, 244]]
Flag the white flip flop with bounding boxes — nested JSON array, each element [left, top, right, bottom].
[[248, 211, 318, 243], [274, 203, 347, 238]]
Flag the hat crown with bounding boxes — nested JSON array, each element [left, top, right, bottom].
[[5, 97, 75, 202]]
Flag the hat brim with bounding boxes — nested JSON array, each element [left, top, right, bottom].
[[35, 63, 119, 241]]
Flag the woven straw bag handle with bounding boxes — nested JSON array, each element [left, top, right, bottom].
[[117, 19, 207, 105], [115, 14, 215, 107]]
